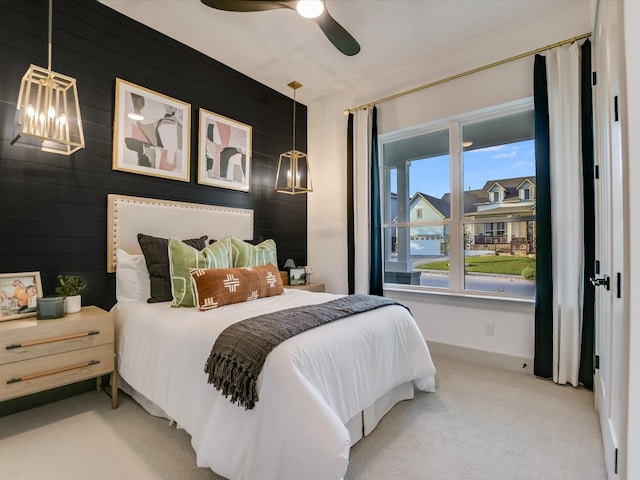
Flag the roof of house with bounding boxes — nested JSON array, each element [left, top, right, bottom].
[[415, 192, 451, 218], [397, 175, 535, 219], [481, 176, 535, 204]]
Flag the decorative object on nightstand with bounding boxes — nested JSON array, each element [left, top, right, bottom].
[[304, 266, 313, 285], [0, 271, 43, 322], [55, 274, 87, 314], [0, 305, 118, 408], [289, 267, 306, 286], [36, 296, 65, 320], [281, 258, 296, 286]]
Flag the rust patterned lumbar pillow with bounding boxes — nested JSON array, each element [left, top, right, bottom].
[[190, 264, 284, 311]]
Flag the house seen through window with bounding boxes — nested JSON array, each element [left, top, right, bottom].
[[381, 101, 536, 298]]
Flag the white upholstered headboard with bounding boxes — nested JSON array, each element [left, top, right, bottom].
[[107, 194, 254, 272]]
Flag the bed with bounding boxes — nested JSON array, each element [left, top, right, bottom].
[[107, 194, 436, 480]]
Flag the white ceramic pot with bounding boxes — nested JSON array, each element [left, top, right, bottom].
[[64, 295, 82, 314]]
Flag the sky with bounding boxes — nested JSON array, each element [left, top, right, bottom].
[[389, 139, 536, 199]]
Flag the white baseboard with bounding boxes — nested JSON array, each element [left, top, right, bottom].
[[427, 341, 534, 375]]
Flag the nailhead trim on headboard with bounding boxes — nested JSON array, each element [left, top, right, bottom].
[[107, 194, 254, 273]]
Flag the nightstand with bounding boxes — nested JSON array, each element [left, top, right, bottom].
[[0, 305, 118, 408], [287, 283, 325, 292]]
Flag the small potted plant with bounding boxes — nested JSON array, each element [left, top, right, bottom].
[[55, 274, 87, 314]]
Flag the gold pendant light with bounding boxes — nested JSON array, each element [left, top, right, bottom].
[[275, 81, 312, 194], [11, 0, 85, 155]]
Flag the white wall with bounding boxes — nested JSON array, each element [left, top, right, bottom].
[[307, 3, 593, 362], [622, 1, 639, 477]]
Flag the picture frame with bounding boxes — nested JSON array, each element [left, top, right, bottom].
[[289, 267, 306, 286], [198, 108, 252, 191], [0, 272, 43, 322], [113, 78, 191, 182]]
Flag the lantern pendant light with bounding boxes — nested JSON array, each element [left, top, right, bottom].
[[11, 0, 85, 155], [275, 81, 312, 194]]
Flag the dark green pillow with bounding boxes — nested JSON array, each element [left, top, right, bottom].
[[137, 233, 207, 303]]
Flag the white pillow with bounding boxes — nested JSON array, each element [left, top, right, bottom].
[[116, 249, 150, 303]]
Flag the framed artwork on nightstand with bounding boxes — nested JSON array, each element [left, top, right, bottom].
[[289, 267, 306, 286], [0, 271, 43, 321]]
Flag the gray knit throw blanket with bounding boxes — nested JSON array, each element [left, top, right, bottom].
[[204, 294, 408, 410]]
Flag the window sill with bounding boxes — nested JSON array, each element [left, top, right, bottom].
[[383, 284, 535, 305]]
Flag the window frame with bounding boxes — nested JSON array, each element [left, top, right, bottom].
[[379, 98, 535, 300]]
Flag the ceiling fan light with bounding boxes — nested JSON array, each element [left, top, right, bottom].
[[296, 0, 324, 19]]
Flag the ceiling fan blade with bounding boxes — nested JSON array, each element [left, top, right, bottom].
[[200, 0, 296, 13], [313, 8, 360, 56], [201, 0, 360, 56]]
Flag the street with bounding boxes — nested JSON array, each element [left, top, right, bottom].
[[419, 271, 536, 296]]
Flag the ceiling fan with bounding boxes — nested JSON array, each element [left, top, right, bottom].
[[200, 0, 360, 56]]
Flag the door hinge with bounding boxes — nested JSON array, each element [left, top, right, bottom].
[[614, 96, 619, 122], [617, 272, 622, 299], [592, 71, 597, 85], [615, 447, 618, 474], [595, 165, 599, 179], [595, 260, 600, 274], [595, 355, 599, 369]]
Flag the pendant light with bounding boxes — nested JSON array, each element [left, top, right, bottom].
[[275, 81, 313, 194], [11, 0, 85, 155]]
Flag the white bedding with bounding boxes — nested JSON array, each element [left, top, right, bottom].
[[115, 289, 436, 480]]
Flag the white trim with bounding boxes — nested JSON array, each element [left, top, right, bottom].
[[379, 98, 535, 299]]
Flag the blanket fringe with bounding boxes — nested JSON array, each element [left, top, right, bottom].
[[205, 352, 258, 410]]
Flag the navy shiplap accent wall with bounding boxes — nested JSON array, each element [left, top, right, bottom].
[[0, 0, 307, 312]]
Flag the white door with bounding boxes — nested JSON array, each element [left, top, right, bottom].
[[593, 0, 626, 478]]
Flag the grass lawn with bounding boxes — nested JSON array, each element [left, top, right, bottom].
[[416, 255, 536, 275]]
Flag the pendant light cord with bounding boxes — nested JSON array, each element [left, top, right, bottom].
[[47, 0, 53, 70], [292, 88, 296, 152]]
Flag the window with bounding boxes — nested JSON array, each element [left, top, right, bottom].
[[484, 223, 494, 236], [380, 100, 536, 298]]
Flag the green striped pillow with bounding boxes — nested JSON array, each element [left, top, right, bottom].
[[169, 236, 231, 307], [230, 237, 278, 268]]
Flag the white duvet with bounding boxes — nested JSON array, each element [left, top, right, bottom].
[[115, 289, 436, 480]]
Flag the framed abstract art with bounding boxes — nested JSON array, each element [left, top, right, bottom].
[[198, 108, 252, 191], [113, 78, 191, 182]]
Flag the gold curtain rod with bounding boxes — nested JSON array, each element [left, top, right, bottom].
[[345, 31, 591, 114]]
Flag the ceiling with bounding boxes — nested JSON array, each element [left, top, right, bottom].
[[99, 0, 590, 105]]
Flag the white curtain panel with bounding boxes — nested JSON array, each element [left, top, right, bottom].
[[352, 108, 373, 294], [546, 42, 585, 386]]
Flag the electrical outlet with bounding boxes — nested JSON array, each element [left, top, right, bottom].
[[484, 322, 494, 336]]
